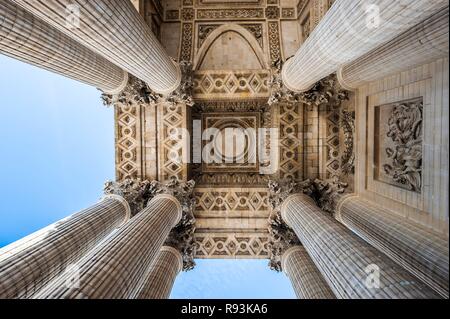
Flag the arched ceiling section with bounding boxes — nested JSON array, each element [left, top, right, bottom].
[[194, 24, 268, 70]]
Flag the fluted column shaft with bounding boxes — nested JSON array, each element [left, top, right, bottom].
[[34, 194, 182, 299], [12, 0, 181, 94], [0, 195, 130, 298], [135, 246, 182, 299], [282, 246, 335, 299], [338, 8, 449, 90], [281, 194, 440, 298], [0, 0, 128, 94], [337, 195, 449, 298], [281, 0, 448, 92]]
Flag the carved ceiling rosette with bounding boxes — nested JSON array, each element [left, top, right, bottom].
[[103, 178, 150, 216], [148, 178, 197, 271]]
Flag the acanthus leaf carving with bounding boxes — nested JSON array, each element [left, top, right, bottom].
[[268, 59, 349, 107], [103, 178, 150, 216]]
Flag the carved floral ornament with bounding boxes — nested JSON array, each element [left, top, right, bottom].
[[267, 178, 348, 271], [104, 178, 197, 271]]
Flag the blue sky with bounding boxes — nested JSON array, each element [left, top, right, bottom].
[[0, 54, 295, 298]]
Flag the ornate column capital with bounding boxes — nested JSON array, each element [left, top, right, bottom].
[[101, 75, 160, 108], [147, 178, 197, 271], [162, 60, 194, 107], [313, 177, 348, 216], [267, 178, 349, 270], [102, 61, 194, 108], [268, 59, 349, 106], [104, 179, 150, 217]]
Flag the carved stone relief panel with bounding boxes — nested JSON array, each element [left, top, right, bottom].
[[374, 97, 423, 193]]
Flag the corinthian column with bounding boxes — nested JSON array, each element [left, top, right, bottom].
[[338, 8, 449, 90], [12, 0, 181, 94], [34, 179, 195, 299], [0, 0, 127, 94], [267, 181, 335, 299], [135, 246, 183, 299], [336, 195, 449, 298], [279, 192, 440, 298], [135, 187, 196, 299], [0, 188, 138, 298], [282, 246, 335, 299], [281, 0, 448, 92]]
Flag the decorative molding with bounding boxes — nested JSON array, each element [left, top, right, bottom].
[[196, 8, 265, 20], [194, 171, 269, 186], [194, 232, 269, 258], [192, 70, 271, 101], [180, 23, 194, 62], [268, 21, 282, 62], [194, 188, 270, 218], [157, 102, 189, 182], [196, 0, 263, 6], [104, 179, 150, 217], [183, 0, 194, 6], [278, 102, 303, 181], [341, 110, 355, 175]]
